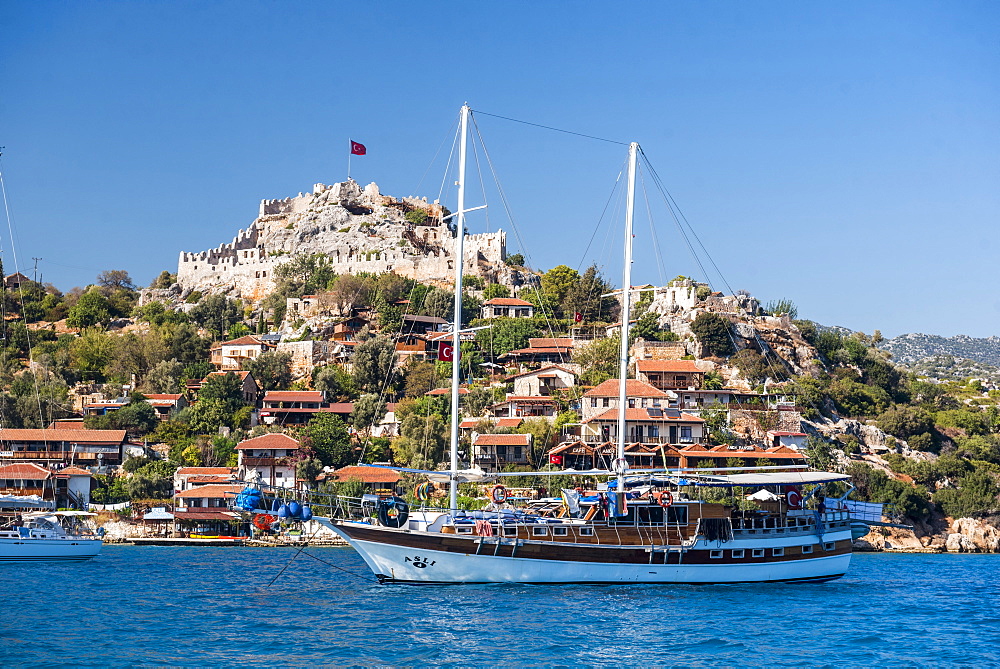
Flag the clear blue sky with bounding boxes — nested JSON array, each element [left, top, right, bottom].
[[2, 1, 997, 338]]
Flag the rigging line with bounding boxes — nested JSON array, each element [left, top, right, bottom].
[[298, 549, 377, 582], [576, 161, 626, 270], [265, 526, 322, 588], [436, 115, 462, 206], [470, 109, 628, 146], [412, 117, 459, 200], [638, 166, 667, 288], [640, 151, 789, 379], [468, 114, 566, 363], [469, 124, 491, 232], [0, 157, 46, 433]]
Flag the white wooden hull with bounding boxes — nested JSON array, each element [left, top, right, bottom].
[[0, 537, 103, 562], [320, 519, 851, 585]]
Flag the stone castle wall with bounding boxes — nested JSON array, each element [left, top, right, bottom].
[[177, 179, 524, 302]]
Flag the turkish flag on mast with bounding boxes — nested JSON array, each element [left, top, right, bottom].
[[350, 140, 367, 156], [438, 341, 454, 362], [574, 312, 583, 324]]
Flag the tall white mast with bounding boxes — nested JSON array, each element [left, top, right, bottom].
[[449, 104, 470, 512], [614, 141, 639, 515]]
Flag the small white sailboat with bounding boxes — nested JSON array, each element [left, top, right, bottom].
[[318, 105, 859, 584], [0, 511, 103, 562]]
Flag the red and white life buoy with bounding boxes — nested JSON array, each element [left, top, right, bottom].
[[786, 488, 802, 510], [656, 491, 674, 508], [490, 485, 508, 504], [253, 514, 277, 531]]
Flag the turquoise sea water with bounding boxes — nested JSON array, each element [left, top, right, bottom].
[[1, 546, 998, 666]]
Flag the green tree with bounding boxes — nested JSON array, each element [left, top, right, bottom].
[[690, 312, 734, 358], [313, 365, 358, 401], [932, 470, 999, 518], [574, 335, 620, 385], [304, 413, 354, 468], [67, 290, 112, 329], [402, 360, 439, 398], [352, 335, 397, 393], [505, 253, 525, 267], [144, 359, 185, 394], [561, 265, 617, 323], [189, 294, 243, 338], [475, 317, 540, 357], [539, 265, 580, 318], [481, 283, 510, 300], [351, 393, 387, 436], [247, 350, 293, 392]]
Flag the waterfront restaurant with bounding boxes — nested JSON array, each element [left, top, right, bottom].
[[0, 428, 128, 468]]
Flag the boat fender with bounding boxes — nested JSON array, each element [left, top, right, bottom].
[[657, 491, 673, 508], [277, 503, 290, 519], [377, 497, 409, 528], [301, 505, 313, 521], [490, 485, 508, 504], [287, 500, 302, 518], [270, 498, 281, 513], [415, 482, 433, 502]]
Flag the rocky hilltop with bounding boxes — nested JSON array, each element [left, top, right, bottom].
[[880, 332, 1000, 367], [175, 179, 534, 302]]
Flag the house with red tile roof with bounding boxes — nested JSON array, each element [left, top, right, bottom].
[[186, 370, 260, 405], [472, 433, 531, 470], [635, 359, 706, 391], [236, 433, 300, 489], [324, 465, 401, 495], [480, 297, 535, 319], [501, 337, 574, 367], [581, 379, 677, 421], [0, 428, 127, 467], [260, 390, 330, 425], [172, 484, 243, 533], [0, 462, 94, 509], [488, 395, 560, 421], [581, 406, 705, 446], [173, 466, 237, 492], [507, 365, 577, 397]]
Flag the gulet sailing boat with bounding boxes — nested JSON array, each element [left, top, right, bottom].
[[316, 105, 858, 584]]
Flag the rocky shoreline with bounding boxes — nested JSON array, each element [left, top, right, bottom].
[[855, 516, 1000, 553]]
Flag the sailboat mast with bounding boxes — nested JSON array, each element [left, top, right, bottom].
[[449, 104, 470, 512], [615, 141, 639, 514]]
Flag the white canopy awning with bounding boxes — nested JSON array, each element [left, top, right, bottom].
[[688, 471, 849, 487]]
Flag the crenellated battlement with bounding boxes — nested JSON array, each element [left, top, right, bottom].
[[178, 179, 529, 302]]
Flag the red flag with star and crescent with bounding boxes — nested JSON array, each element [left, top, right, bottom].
[[350, 140, 367, 156]]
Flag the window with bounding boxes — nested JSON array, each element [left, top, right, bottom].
[[732, 549, 745, 559], [503, 526, 518, 537], [802, 545, 813, 554], [680, 426, 692, 442], [532, 526, 548, 536], [579, 527, 594, 536], [628, 398, 636, 408], [752, 548, 764, 558], [824, 542, 836, 551], [603, 398, 610, 408], [553, 527, 568, 536], [709, 550, 723, 559], [773, 548, 784, 557], [456, 526, 473, 534]]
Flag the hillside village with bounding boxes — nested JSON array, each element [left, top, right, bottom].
[[1, 178, 999, 551]]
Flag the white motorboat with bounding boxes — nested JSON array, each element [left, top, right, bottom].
[[0, 511, 103, 562]]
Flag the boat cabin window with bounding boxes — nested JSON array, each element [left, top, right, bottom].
[[502, 526, 518, 537], [824, 542, 836, 551], [802, 545, 813, 554], [552, 526, 568, 536], [456, 526, 473, 534], [532, 526, 548, 536], [709, 550, 723, 559], [752, 548, 764, 558], [732, 549, 745, 559], [773, 548, 784, 557], [579, 527, 594, 536]]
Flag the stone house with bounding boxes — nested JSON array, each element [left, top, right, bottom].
[[635, 359, 705, 391], [472, 433, 532, 471], [507, 365, 577, 397]]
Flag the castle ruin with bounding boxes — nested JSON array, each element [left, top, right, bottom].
[[177, 179, 530, 302]]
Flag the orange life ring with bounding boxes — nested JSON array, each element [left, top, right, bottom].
[[656, 491, 673, 508], [253, 514, 277, 531], [490, 485, 508, 504]]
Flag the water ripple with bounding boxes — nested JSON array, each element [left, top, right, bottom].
[[0, 547, 997, 666]]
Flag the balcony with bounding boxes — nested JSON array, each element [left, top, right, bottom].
[[0, 450, 67, 460], [242, 457, 276, 467]]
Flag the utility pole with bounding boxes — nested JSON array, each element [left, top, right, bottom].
[[31, 257, 41, 284]]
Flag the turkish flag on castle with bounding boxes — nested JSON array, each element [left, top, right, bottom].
[[350, 140, 367, 156]]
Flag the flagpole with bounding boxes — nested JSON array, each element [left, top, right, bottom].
[[347, 139, 352, 180]]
